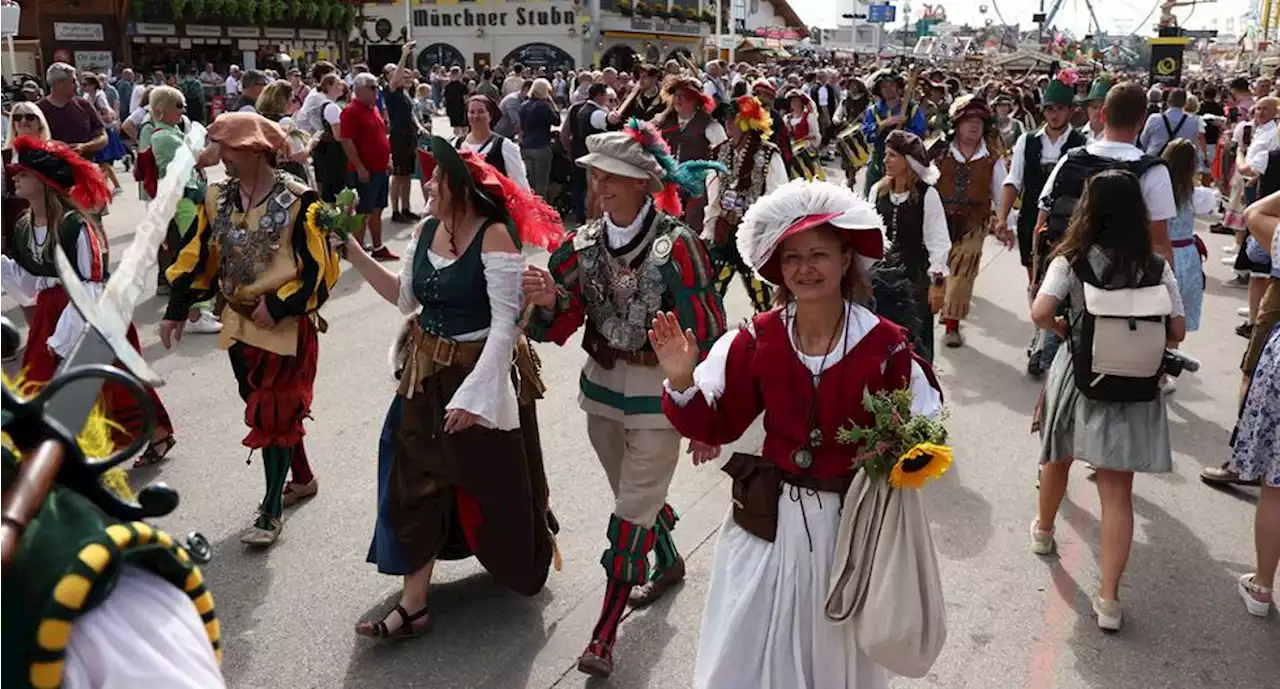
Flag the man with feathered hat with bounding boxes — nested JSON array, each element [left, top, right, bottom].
[[159, 113, 341, 546], [653, 74, 728, 231], [997, 69, 1087, 281], [861, 67, 928, 194], [703, 95, 790, 313], [932, 95, 1011, 348], [522, 119, 726, 679], [996, 69, 1088, 377]]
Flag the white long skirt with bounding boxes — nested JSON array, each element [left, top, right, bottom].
[[694, 488, 891, 689]]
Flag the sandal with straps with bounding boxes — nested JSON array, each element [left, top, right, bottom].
[[355, 604, 432, 639]]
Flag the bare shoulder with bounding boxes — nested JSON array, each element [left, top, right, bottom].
[[480, 220, 519, 254]]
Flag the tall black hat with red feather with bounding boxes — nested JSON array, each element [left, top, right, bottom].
[[5, 136, 111, 211]]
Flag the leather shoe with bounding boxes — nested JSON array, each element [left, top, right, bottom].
[[628, 556, 685, 608], [577, 640, 613, 678]]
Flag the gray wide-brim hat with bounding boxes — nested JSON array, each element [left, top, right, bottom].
[[576, 130, 665, 193]]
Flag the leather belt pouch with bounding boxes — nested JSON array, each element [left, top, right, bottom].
[[721, 452, 782, 542]]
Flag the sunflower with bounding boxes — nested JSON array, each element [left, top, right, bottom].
[[305, 203, 323, 237], [888, 442, 953, 490]]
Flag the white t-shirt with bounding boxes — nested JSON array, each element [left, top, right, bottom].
[[225, 75, 240, 98], [1038, 139, 1178, 222], [1244, 120, 1280, 175]]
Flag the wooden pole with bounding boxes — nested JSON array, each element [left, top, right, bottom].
[[1, 440, 65, 571]]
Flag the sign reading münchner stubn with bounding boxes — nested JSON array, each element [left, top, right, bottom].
[[412, 6, 575, 28]]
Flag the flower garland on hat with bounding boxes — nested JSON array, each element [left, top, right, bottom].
[[729, 95, 773, 139], [621, 117, 726, 217]]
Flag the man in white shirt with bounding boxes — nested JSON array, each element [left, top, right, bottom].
[[1040, 83, 1180, 265], [1240, 97, 1280, 178], [998, 72, 1088, 281], [224, 65, 241, 100]]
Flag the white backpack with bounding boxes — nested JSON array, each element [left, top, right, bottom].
[[1069, 256, 1171, 402]]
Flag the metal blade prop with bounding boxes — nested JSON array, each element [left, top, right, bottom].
[[49, 123, 206, 429]]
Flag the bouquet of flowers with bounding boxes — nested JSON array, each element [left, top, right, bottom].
[[825, 387, 950, 679], [305, 188, 363, 240], [836, 388, 951, 489]]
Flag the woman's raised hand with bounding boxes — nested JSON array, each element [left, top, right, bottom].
[[648, 311, 698, 390]]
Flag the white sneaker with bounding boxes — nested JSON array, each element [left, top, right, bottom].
[[1221, 254, 1239, 265], [1238, 574, 1274, 617], [1030, 519, 1056, 555], [1238, 306, 1251, 317], [1093, 596, 1123, 631], [186, 311, 222, 334]]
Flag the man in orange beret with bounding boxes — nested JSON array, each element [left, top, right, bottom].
[[160, 112, 341, 547]]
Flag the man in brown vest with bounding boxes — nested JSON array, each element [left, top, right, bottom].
[[654, 75, 727, 232], [933, 95, 1010, 348]]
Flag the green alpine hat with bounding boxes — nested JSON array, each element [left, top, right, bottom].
[[1080, 76, 1111, 103], [1042, 71, 1079, 108]]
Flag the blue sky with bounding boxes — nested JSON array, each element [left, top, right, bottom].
[[787, 0, 1257, 34]]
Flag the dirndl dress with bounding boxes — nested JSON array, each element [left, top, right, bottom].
[[1034, 253, 1178, 472], [1230, 323, 1280, 487], [94, 127, 128, 163]]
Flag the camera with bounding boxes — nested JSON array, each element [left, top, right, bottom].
[[1163, 349, 1201, 378]]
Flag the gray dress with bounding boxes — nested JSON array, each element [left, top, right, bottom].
[[1036, 249, 1184, 472]]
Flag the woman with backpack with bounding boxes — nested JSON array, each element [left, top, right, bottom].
[[1030, 169, 1186, 632]]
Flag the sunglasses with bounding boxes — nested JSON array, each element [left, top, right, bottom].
[[13, 113, 41, 123]]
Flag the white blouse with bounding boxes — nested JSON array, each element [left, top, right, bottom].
[[396, 230, 523, 431], [458, 135, 530, 191], [871, 182, 952, 277], [667, 302, 942, 418], [1, 222, 102, 357]]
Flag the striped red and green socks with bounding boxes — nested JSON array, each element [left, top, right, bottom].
[[591, 514, 657, 648], [651, 503, 680, 578]]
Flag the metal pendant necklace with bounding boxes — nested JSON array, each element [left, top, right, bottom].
[[790, 302, 849, 470]]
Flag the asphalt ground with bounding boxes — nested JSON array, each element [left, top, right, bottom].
[[3, 138, 1275, 688]]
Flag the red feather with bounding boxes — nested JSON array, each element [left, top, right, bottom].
[[653, 183, 683, 217], [459, 150, 565, 251], [11, 136, 111, 213]]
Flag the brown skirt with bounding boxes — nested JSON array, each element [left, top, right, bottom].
[[382, 362, 554, 596]]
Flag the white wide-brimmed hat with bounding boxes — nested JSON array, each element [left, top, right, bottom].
[[737, 179, 885, 286]]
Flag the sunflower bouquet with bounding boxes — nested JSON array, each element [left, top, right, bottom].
[[305, 188, 363, 240], [835, 388, 951, 489]]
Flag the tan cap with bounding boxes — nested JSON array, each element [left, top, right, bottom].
[[575, 130, 665, 193]]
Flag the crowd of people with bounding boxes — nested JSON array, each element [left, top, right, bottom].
[[2, 48, 1277, 689]]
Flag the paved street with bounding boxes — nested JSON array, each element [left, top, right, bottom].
[[6, 146, 1277, 689]]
